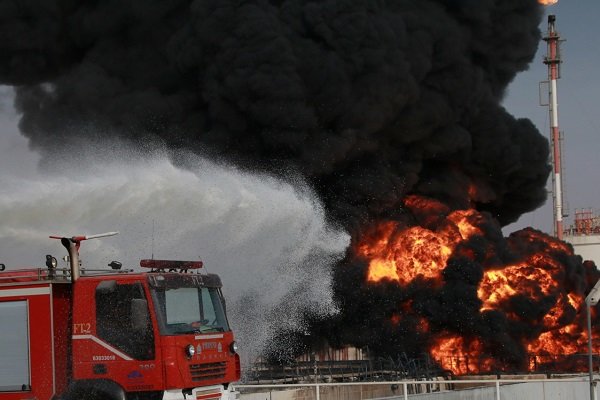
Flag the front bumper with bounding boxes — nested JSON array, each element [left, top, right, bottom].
[[162, 385, 240, 400]]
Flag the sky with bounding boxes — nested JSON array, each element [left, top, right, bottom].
[[0, 1, 598, 238], [502, 1, 600, 235]]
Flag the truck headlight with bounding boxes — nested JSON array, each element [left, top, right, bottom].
[[230, 341, 238, 354], [186, 344, 196, 358]]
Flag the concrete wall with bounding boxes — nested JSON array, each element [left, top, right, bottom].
[[240, 384, 400, 400], [566, 234, 600, 264], [410, 380, 596, 400]]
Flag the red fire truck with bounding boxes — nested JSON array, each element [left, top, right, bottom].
[[0, 232, 240, 400]]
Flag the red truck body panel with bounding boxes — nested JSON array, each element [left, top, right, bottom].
[[0, 281, 61, 399]]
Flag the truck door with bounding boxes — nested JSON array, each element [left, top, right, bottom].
[[72, 281, 163, 392]]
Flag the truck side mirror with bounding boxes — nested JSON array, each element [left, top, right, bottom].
[[130, 298, 149, 332]]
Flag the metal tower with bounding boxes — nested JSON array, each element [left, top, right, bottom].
[[542, 15, 565, 239]]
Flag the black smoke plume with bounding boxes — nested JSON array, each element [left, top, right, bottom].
[[2, 0, 576, 370], [1, 0, 548, 227]]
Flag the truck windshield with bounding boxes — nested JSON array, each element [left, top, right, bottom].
[[151, 286, 229, 335]]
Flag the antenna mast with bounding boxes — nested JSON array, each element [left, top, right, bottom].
[[543, 15, 565, 239], [152, 219, 155, 260]]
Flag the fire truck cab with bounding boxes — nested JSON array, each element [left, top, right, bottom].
[[0, 233, 240, 400]]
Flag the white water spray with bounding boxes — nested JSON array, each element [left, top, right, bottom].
[[0, 147, 350, 368]]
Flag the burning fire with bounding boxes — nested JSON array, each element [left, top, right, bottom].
[[357, 194, 597, 375], [430, 336, 493, 375], [538, 0, 558, 5], [359, 196, 481, 285]]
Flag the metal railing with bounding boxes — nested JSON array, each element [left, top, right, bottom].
[[244, 355, 448, 384], [233, 376, 599, 400], [0, 266, 134, 285]]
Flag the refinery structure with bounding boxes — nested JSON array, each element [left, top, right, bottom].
[[542, 14, 600, 264], [565, 209, 600, 263]]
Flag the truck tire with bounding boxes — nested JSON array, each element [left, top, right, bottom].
[[64, 380, 127, 400], [126, 391, 163, 400]]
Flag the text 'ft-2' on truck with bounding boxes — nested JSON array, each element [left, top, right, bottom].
[[0, 232, 240, 400]]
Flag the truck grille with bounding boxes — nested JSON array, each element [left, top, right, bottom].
[[189, 361, 227, 382]]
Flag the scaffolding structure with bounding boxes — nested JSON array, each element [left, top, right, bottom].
[[564, 209, 600, 236]]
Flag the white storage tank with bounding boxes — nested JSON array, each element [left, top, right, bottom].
[[563, 209, 600, 264]]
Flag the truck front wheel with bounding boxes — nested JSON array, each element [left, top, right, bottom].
[[64, 380, 127, 400], [126, 391, 163, 400]]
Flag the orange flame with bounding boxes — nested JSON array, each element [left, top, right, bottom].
[[357, 194, 593, 375], [430, 336, 493, 375], [478, 263, 556, 313], [538, 0, 558, 4], [360, 196, 481, 284]]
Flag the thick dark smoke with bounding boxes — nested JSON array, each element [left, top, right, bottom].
[[323, 219, 600, 373], [1, 0, 548, 228], [2, 0, 561, 368]]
